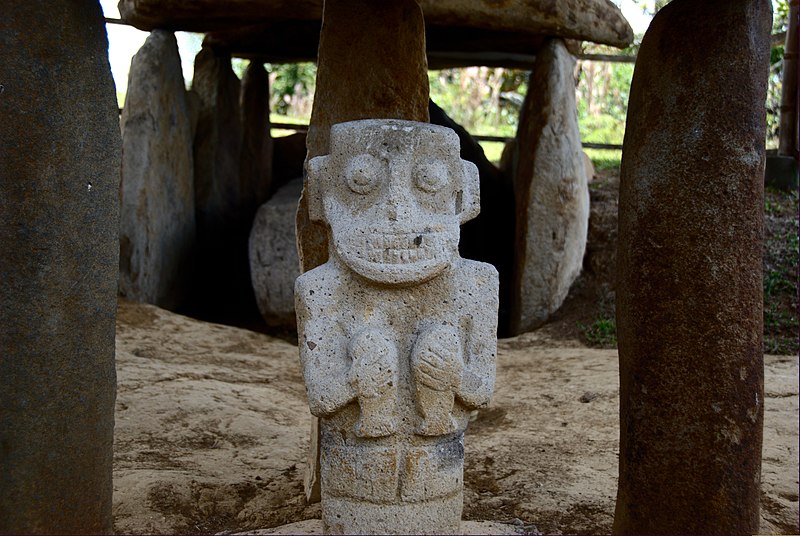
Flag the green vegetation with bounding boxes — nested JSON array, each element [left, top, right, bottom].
[[580, 316, 617, 349], [763, 188, 799, 355]]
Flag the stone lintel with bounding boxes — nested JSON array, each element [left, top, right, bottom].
[[119, 0, 633, 48]]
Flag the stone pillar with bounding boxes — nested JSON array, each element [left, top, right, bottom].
[[189, 46, 255, 319], [240, 61, 274, 209], [614, 1, 771, 533], [297, 120, 497, 534], [120, 30, 195, 311], [509, 38, 589, 335], [296, 0, 430, 501], [192, 45, 243, 230], [0, 2, 120, 533]]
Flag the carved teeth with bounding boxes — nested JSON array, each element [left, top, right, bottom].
[[356, 233, 439, 265]]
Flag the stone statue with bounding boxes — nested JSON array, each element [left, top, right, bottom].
[[296, 119, 498, 535]]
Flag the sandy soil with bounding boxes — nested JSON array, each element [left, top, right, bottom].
[[112, 301, 799, 535]]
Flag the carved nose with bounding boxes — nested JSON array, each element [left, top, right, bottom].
[[386, 197, 412, 222]]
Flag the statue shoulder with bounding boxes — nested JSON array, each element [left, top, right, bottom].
[[455, 258, 499, 288], [295, 262, 341, 304]]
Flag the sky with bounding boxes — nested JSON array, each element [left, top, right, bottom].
[[99, 0, 658, 97]]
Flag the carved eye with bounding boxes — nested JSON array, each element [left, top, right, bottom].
[[414, 160, 448, 193], [345, 154, 382, 194]]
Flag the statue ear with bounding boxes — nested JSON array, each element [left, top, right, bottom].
[[306, 155, 329, 222], [458, 160, 481, 224]]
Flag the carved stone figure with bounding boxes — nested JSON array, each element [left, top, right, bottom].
[[296, 119, 499, 535]]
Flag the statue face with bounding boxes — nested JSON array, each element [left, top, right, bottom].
[[309, 120, 478, 286]]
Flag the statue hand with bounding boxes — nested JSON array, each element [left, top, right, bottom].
[[348, 328, 398, 399], [412, 325, 464, 392]]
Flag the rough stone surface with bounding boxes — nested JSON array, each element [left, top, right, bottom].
[[192, 45, 242, 242], [240, 62, 273, 211], [118, 0, 633, 49], [296, 120, 498, 534], [189, 46, 258, 320], [297, 0, 430, 274], [119, 30, 195, 311], [0, 3, 120, 533], [510, 38, 589, 335], [249, 177, 303, 329], [235, 519, 520, 534], [614, 1, 772, 534]]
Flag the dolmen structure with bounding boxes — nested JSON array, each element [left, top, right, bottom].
[[0, 0, 775, 534], [114, 0, 634, 336]]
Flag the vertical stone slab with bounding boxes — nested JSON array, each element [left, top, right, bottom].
[[192, 45, 242, 233], [240, 61, 274, 209], [190, 46, 255, 318], [119, 30, 195, 311], [297, 120, 497, 534], [614, 1, 771, 533], [509, 38, 589, 335], [0, 2, 120, 533], [297, 0, 430, 273], [296, 0, 430, 501]]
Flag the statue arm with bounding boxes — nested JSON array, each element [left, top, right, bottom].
[[295, 272, 356, 417], [456, 264, 499, 409]]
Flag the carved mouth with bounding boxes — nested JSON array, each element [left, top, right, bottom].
[[335, 226, 458, 285], [356, 233, 438, 265]]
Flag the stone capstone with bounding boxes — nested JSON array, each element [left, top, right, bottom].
[[249, 177, 303, 329], [614, 1, 772, 534], [0, 2, 120, 532], [119, 0, 633, 49], [510, 38, 589, 335], [297, 120, 498, 534], [119, 30, 196, 311]]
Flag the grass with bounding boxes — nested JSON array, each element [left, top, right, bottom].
[[763, 187, 798, 354], [579, 316, 617, 349]]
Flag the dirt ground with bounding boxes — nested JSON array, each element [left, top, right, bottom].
[[112, 301, 799, 535]]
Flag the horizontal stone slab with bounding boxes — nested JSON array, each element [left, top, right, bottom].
[[119, 0, 633, 48], [204, 22, 588, 67]]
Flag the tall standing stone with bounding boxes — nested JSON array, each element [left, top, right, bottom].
[[0, 2, 120, 533], [296, 0, 431, 501], [240, 61, 274, 210], [614, 1, 771, 533], [509, 38, 589, 335], [119, 30, 195, 311], [192, 45, 242, 233], [189, 46, 255, 319]]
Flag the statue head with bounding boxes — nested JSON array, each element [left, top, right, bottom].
[[307, 119, 480, 286]]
